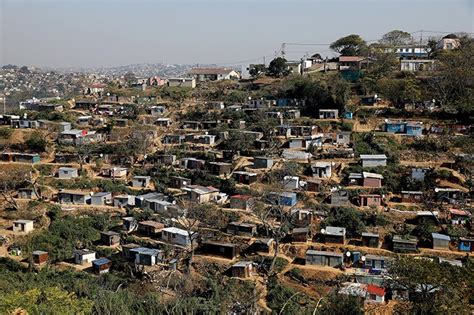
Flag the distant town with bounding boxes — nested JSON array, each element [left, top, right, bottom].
[[0, 30, 473, 314]]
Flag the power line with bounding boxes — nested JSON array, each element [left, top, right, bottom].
[[202, 28, 472, 67], [210, 54, 274, 66], [411, 29, 474, 35]]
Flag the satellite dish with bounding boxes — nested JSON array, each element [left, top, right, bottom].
[[320, 228, 325, 234], [346, 251, 351, 257], [361, 256, 366, 262]]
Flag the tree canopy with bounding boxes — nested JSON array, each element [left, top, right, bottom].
[[388, 256, 473, 314], [430, 37, 474, 120], [380, 30, 412, 46], [267, 57, 290, 77], [330, 34, 367, 56]]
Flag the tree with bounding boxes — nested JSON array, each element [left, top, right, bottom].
[[317, 291, 364, 315], [266, 277, 317, 314], [172, 201, 228, 273], [25, 131, 48, 152], [330, 34, 367, 56], [361, 47, 399, 94], [377, 74, 420, 105], [111, 126, 156, 165], [387, 256, 472, 314], [0, 287, 93, 315], [321, 206, 365, 237], [430, 37, 474, 120], [279, 74, 348, 117], [267, 57, 289, 77], [252, 170, 307, 275], [0, 168, 31, 210], [380, 30, 412, 46], [28, 215, 104, 262], [124, 72, 136, 86], [248, 64, 266, 78], [220, 130, 255, 155]]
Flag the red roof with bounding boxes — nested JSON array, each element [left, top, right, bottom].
[[90, 83, 106, 88], [449, 208, 470, 216], [367, 284, 385, 296], [339, 56, 365, 62], [231, 195, 252, 200]]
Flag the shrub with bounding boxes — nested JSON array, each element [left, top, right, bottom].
[[322, 206, 365, 237], [0, 127, 13, 139], [25, 132, 48, 152]]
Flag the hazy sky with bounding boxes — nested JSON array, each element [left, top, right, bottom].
[[1, 0, 473, 68]]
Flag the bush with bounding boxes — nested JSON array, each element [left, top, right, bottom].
[[25, 132, 48, 152], [0, 128, 13, 139], [322, 206, 365, 237], [266, 277, 316, 313]]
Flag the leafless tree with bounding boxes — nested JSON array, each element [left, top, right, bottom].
[[251, 163, 308, 275], [0, 168, 29, 210]]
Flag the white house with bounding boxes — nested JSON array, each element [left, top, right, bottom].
[[161, 227, 193, 247], [400, 59, 435, 72], [436, 34, 461, 50], [283, 176, 305, 190], [311, 162, 332, 178], [319, 109, 338, 119], [360, 154, 387, 168], [188, 68, 240, 82], [12, 219, 34, 233], [58, 167, 79, 179], [74, 249, 96, 265], [167, 78, 196, 88]]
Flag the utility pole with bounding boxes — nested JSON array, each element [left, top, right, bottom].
[[2, 93, 6, 114], [280, 43, 286, 58], [263, 56, 266, 66]]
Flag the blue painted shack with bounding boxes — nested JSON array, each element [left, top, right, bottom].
[[92, 257, 112, 274], [384, 121, 406, 133], [277, 99, 289, 107], [270, 192, 297, 206], [459, 237, 474, 252], [406, 122, 423, 136], [360, 96, 378, 106], [364, 254, 388, 270]]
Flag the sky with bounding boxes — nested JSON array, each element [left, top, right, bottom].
[[1, 0, 473, 68]]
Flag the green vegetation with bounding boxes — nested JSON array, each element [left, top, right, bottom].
[[318, 292, 364, 315], [330, 34, 367, 56], [266, 277, 316, 314], [25, 131, 48, 152], [267, 57, 290, 77], [0, 127, 13, 139], [49, 177, 133, 195], [321, 206, 365, 237], [388, 256, 474, 314], [28, 214, 118, 262], [279, 73, 350, 116], [0, 286, 93, 315]]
